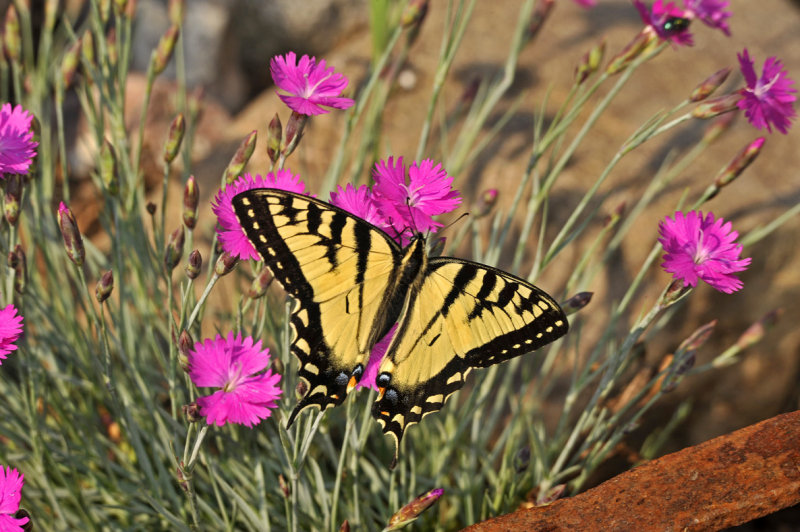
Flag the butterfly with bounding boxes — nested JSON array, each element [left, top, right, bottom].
[[232, 189, 568, 467]]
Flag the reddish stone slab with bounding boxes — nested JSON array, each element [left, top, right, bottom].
[[464, 411, 800, 531]]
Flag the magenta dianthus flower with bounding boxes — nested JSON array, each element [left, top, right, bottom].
[[213, 170, 307, 261], [683, 0, 731, 36], [270, 52, 355, 116], [357, 324, 397, 391], [188, 332, 282, 427], [0, 303, 23, 365], [0, 103, 38, 176], [658, 211, 751, 294], [736, 49, 797, 134], [0, 465, 29, 531], [572, 0, 596, 7], [634, 0, 693, 46], [372, 157, 461, 245], [329, 183, 388, 229]]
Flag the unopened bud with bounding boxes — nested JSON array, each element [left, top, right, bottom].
[[282, 113, 308, 160], [295, 380, 308, 399], [44, 0, 58, 31], [214, 251, 238, 276], [176, 463, 189, 492], [3, 6, 20, 62], [98, 0, 111, 23], [736, 309, 781, 351], [526, 0, 555, 42], [272, 357, 284, 375], [278, 474, 290, 498], [536, 484, 566, 506], [247, 267, 273, 299], [164, 226, 185, 272], [182, 402, 200, 422], [690, 67, 732, 102], [714, 137, 765, 189], [151, 25, 179, 76], [514, 445, 531, 473], [99, 139, 119, 195], [4, 173, 23, 225], [168, 0, 185, 25], [606, 29, 655, 75], [61, 39, 82, 88], [691, 93, 741, 120], [267, 114, 282, 164], [11, 245, 25, 295], [58, 201, 85, 266], [180, 175, 198, 230], [385, 488, 444, 531], [339, 520, 350, 532], [95, 270, 114, 303], [224, 130, 257, 183], [146, 201, 157, 215], [678, 320, 716, 353], [401, 0, 429, 28], [186, 249, 201, 279], [81, 30, 95, 71], [563, 292, 592, 315], [575, 40, 606, 85], [164, 113, 186, 164], [473, 189, 498, 219], [178, 329, 193, 371], [660, 279, 691, 307], [114, 0, 129, 15]]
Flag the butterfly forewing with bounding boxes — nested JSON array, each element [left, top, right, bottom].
[[373, 258, 568, 464], [232, 190, 403, 424]]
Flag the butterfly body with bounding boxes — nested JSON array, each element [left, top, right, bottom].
[[233, 189, 568, 466]]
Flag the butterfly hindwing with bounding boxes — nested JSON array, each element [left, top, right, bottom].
[[373, 258, 568, 464], [232, 190, 403, 425]]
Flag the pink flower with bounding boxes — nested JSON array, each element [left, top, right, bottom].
[[372, 157, 461, 245], [212, 170, 307, 261], [658, 211, 751, 294], [188, 332, 282, 427], [736, 49, 797, 134], [633, 0, 693, 46], [683, 0, 731, 36], [0, 304, 23, 365], [329, 183, 388, 229], [357, 324, 397, 391], [0, 466, 29, 531], [269, 52, 355, 116], [0, 103, 38, 176], [572, 0, 596, 6]]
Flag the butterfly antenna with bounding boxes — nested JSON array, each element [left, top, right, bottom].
[[441, 212, 469, 234]]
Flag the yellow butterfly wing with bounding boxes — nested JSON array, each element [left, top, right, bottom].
[[232, 189, 403, 425], [373, 258, 568, 465]]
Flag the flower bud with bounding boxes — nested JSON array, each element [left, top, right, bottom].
[[168, 0, 185, 25], [164, 226, 185, 272], [99, 139, 119, 195], [186, 249, 202, 279], [176, 463, 189, 492], [182, 175, 198, 229], [562, 292, 592, 315], [472, 189, 497, 218], [691, 93, 741, 120], [525, 0, 555, 42], [605, 29, 655, 75], [146, 201, 157, 215], [267, 113, 282, 164], [536, 484, 566, 506], [182, 402, 201, 423], [678, 320, 716, 353], [214, 251, 238, 276], [282, 113, 307, 160], [4, 173, 23, 225], [3, 6, 21, 63], [701, 111, 735, 144], [11, 245, 25, 295], [385, 488, 444, 531], [224, 130, 257, 184], [44, 0, 58, 31], [58, 201, 85, 266], [164, 113, 185, 164], [81, 30, 96, 71], [339, 520, 350, 532], [61, 38, 82, 89], [98, 0, 111, 23], [278, 474, 290, 498], [689, 67, 732, 102], [575, 40, 606, 85], [401, 0, 429, 28], [95, 270, 114, 303], [714, 137, 765, 189], [295, 380, 308, 400], [272, 357, 284, 375], [178, 329, 193, 371], [514, 445, 531, 473], [736, 309, 781, 351], [247, 267, 273, 299], [114, 0, 129, 16], [660, 279, 691, 307], [151, 25, 180, 76]]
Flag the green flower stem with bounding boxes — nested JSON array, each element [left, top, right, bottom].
[[329, 395, 356, 532], [186, 272, 221, 331]]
